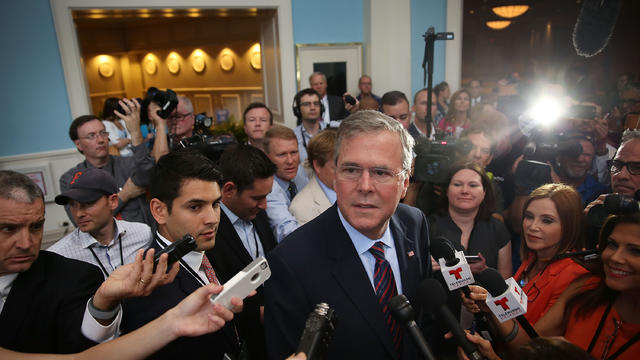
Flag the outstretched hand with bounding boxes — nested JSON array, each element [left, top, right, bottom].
[[92, 249, 179, 311], [166, 283, 244, 338]]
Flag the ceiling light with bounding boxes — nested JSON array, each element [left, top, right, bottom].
[[486, 20, 512, 30], [492, 5, 529, 19]]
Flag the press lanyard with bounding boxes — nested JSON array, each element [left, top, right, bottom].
[[587, 301, 640, 360], [88, 232, 125, 277]]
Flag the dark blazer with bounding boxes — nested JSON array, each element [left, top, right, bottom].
[[121, 237, 239, 360], [210, 209, 277, 359], [264, 203, 431, 360], [327, 95, 348, 122], [0, 251, 103, 354]]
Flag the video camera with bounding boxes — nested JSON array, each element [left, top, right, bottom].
[[175, 133, 237, 164], [413, 134, 471, 183], [586, 191, 640, 249], [193, 113, 214, 134]]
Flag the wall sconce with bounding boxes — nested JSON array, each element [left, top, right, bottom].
[[191, 49, 206, 73], [143, 53, 158, 75], [250, 43, 262, 70], [219, 48, 235, 71], [492, 5, 529, 19], [97, 55, 114, 78], [167, 52, 181, 74]]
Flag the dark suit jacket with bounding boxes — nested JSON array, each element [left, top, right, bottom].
[[264, 204, 431, 360], [210, 209, 277, 359], [121, 237, 239, 360], [327, 95, 348, 122], [0, 251, 103, 354]]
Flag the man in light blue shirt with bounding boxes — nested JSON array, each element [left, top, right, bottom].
[[293, 88, 326, 164], [263, 126, 309, 242]]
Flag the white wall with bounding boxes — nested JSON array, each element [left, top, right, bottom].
[[369, 0, 413, 98]]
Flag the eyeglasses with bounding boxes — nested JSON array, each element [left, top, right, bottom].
[[169, 112, 193, 121], [337, 165, 407, 184], [608, 159, 640, 175], [79, 131, 109, 141], [300, 101, 321, 108]]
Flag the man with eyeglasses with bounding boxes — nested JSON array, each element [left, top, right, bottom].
[[60, 98, 166, 226], [167, 96, 196, 141], [293, 88, 326, 164], [585, 130, 640, 214], [265, 110, 432, 360]]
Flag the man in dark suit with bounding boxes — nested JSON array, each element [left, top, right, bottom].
[[310, 72, 349, 127], [0, 171, 128, 354], [264, 110, 432, 360], [120, 149, 243, 359], [210, 144, 278, 359]]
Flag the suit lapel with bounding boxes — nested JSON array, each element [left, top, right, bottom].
[[326, 206, 398, 359], [0, 256, 46, 346], [389, 213, 421, 298], [310, 176, 332, 209], [254, 210, 276, 253]]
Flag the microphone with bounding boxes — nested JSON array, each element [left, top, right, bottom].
[[572, 0, 622, 57], [430, 236, 474, 295], [552, 249, 598, 261], [389, 295, 436, 360], [475, 268, 539, 339], [296, 303, 336, 360], [419, 279, 487, 360]]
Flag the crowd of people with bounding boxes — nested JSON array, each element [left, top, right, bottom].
[[1, 68, 639, 360]]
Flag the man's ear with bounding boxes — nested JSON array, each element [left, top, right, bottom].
[[311, 159, 322, 175], [108, 194, 119, 211], [150, 198, 169, 225], [74, 139, 83, 152], [221, 181, 238, 200]]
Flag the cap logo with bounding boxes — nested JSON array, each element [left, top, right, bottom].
[[70, 171, 83, 184]]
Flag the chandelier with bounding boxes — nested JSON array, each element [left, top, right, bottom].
[[492, 5, 529, 18]]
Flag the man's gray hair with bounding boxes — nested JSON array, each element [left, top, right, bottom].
[[335, 110, 415, 174], [178, 95, 193, 113], [0, 170, 44, 203], [309, 72, 327, 83], [621, 129, 640, 145]]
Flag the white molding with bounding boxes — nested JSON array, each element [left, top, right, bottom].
[[172, 86, 264, 92], [0, 148, 78, 163], [50, 0, 296, 125], [445, 0, 463, 92]]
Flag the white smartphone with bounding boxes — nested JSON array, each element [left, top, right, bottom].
[[209, 256, 271, 309]]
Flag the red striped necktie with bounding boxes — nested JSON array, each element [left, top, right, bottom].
[[369, 241, 402, 352]]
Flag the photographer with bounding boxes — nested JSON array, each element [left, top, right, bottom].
[[60, 97, 167, 226], [585, 129, 640, 214]]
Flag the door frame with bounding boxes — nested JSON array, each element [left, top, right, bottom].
[[50, 0, 297, 126]]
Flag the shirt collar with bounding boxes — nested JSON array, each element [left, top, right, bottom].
[[274, 175, 290, 193], [337, 206, 393, 256], [316, 175, 337, 204], [75, 218, 123, 249], [155, 232, 204, 271], [220, 202, 241, 225]]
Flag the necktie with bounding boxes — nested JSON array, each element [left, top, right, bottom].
[[369, 241, 402, 351], [287, 181, 298, 200], [201, 255, 220, 285]]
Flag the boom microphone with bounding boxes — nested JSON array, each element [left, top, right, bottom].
[[389, 295, 436, 360], [419, 279, 487, 360], [572, 0, 622, 57], [475, 268, 539, 339]]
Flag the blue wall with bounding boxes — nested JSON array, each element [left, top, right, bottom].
[[292, 0, 364, 45], [0, 0, 72, 157], [410, 0, 447, 99], [0, 0, 448, 156]]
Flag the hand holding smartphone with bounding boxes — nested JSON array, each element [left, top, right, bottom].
[[153, 234, 197, 272], [210, 256, 271, 309]]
